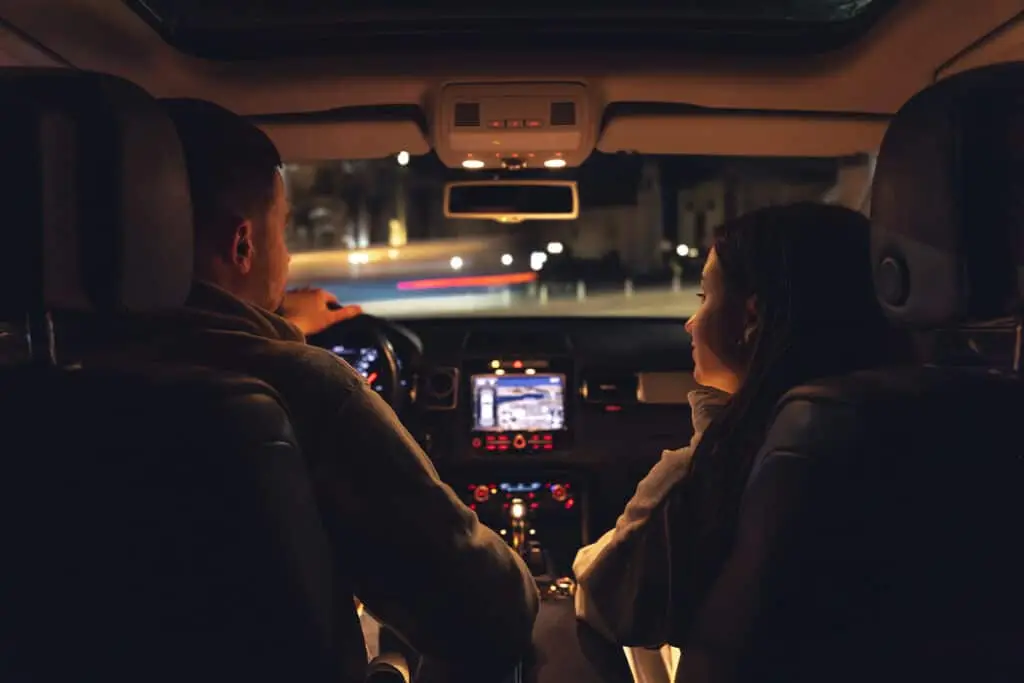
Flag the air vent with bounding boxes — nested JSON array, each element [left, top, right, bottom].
[[453, 102, 480, 127], [581, 372, 639, 405], [464, 330, 570, 354], [417, 367, 459, 410], [550, 101, 576, 126]]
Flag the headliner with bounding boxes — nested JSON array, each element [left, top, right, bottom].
[[0, 0, 1021, 162]]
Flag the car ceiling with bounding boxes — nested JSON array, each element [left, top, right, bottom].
[[0, 0, 1021, 163]]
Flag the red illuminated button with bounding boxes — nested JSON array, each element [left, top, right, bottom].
[[471, 437, 482, 448], [551, 484, 568, 502], [473, 485, 490, 503], [513, 434, 527, 450], [506, 119, 523, 128], [487, 120, 504, 128], [525, 119, 542, 128]]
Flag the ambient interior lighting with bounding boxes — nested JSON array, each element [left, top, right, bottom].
[[462, 159, 485, 169], [543, 158, 567, 169]]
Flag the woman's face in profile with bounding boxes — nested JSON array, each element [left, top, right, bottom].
[[685, 248, 748, 394]]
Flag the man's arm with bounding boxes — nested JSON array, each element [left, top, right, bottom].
[[315, 381, 539, 678]]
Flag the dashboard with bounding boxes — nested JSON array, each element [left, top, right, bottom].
[[311, 316, 699, 460], [328, 342, 405, 396], [308, 316, 701, 540]]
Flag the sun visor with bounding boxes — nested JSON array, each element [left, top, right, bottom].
[[259, 120, 430, 161], [598, 113, 889, 157]]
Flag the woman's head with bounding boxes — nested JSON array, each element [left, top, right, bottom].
[[685, 202, 898, 393], [677, 203, 910, 611]]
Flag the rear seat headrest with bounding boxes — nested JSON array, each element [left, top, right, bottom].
[[0, 69, 193, 321], [871, 62, 1024, 328]]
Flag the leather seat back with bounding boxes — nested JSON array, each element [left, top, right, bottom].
[[701, 64, 1024, 683], [743, 368, 1023, 681], [0, 71, 350, 682]]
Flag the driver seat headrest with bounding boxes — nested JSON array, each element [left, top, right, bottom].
[[871, 62, 1024, 328], [0, 69, 193, 322]]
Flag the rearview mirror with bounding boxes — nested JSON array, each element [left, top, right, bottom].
[[443, 180, 579, 223]]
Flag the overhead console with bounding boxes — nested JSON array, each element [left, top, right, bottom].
[[433, 82, 596, 170]]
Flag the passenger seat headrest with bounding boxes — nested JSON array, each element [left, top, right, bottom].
[[871, 62, 1024, 328], [0, 69, 193, 321]]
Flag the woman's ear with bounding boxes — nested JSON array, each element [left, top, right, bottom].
[[742, 295, 759, 345]]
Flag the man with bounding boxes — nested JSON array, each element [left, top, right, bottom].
[[148, 98, 539, 679]]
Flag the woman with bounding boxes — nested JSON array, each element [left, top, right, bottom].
[[574, 202, 909, 678]]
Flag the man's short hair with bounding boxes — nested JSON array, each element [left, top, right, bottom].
[[161, 98, 282, 246]]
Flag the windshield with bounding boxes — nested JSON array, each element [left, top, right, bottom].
[[283, 153, 847, 319]]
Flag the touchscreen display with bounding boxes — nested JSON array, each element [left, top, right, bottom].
[[471, 373, 566, 432]]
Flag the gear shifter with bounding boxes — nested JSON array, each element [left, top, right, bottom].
[[506, 497, 575, 599], [508, 498, 545, 574], [507, 498, 531, 559]]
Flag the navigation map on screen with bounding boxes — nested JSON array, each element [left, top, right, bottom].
[[471, 373, 566, 432]]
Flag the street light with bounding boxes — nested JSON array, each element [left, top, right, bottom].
[[501, 253, 514, 266], [396, 150, 410, 166]]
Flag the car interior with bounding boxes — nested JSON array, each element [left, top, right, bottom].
[[0, 1, 1021, 682]]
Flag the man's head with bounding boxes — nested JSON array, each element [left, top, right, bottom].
[[162, 98, 290, 311]]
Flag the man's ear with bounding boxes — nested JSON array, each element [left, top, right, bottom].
[[229, 220, 256, 275]]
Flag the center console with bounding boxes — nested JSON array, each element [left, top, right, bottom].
[[456, 357, 582, 597]]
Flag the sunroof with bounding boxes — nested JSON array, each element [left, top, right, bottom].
[[127, 0, 895, 60]]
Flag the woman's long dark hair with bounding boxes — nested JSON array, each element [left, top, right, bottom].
[[674, 202, 911, 634]]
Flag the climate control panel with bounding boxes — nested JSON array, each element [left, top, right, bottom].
[[470, 432, 562, 454], [465, 480, 576, 514]]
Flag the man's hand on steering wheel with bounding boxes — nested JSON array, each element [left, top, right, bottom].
[[281, 287, 363, 336]]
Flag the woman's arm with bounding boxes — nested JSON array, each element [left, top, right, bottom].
[[573, 387, 729, 645]]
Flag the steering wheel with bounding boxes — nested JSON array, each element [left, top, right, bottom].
[[307, 313, 404, 407]]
